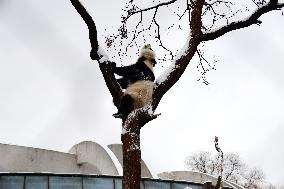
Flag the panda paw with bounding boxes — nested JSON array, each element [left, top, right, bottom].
[[112, 112, 124, 119], [108, 61, 116, 69]]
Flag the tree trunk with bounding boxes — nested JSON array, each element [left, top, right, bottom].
[[215, 176, 222, 189], [121, 120, 141, 189], [204, 181, 213, 189]]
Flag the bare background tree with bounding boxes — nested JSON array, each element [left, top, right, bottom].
[[242, 168, 265, 189], [184, 151, 283, 189], [68, 0, 284, 189]]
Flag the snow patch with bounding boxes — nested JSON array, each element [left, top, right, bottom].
[[175, 33, 191, 60], [156, 64, 180, 85], [146, 105, 154, 115], [156, 34, 191, 85], [97, 46, 109, 63], [122, 126, 129, 135], [122, 105, 154, 128], [129, 143, 140, 151]]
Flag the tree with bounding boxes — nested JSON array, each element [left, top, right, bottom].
[[185, 151, 213, 174], [223, 153, 245, 183], [242, 168, 265, 189], [185, 152, 244, 182], [263, 183, 277, 189], [68, 1, 284, 189], [185, 151, 267, 188]]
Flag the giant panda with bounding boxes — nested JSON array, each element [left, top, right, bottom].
[[112, 44, 157, 120]]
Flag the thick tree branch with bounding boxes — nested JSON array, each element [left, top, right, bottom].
[[202, 0, 284, 41], [152, 0, 205, 110], [99, 64, 123, 107], [69, 0, 123, 107], [70, 0, 99, 60]]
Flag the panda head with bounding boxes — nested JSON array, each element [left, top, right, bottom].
[[139, 44, 156, 67]]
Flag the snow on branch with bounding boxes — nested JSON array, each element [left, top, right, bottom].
[[97, 46, 109, 63], [155, 35, 191, 86], [202, 0, 284, 41], [123, 105, 161, 128]]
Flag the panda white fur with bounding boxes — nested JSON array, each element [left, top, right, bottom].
[[112, 44, 157, 119], [125, 80, 154, 110]]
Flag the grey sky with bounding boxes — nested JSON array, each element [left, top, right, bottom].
[[0, 0, 283, 187]]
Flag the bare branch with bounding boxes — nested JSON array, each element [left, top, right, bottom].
[[126, 0, 179, 19], [108, 0, 191, 62], [152, 0, 205, 110], [202, 0, 237, 32], [202, 0, 284, 41], [167, 1, 191, 31], [125, 12, 143, 52], [152, 8, 174, 59], [196, 48, 217, 85], [69, 0, 123, 108]]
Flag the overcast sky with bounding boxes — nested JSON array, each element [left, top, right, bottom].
[[0, 0, 284, 187]]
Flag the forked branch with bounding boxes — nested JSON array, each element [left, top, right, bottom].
[[70, 0, 207, 118]]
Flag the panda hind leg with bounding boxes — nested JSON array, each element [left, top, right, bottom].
[[113, 94, 134, 119]]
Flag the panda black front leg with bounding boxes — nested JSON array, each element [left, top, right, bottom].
[[117, 78, 129, 89], [113, 94, 134, 119]]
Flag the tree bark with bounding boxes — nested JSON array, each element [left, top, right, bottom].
[[204, 181, 213, 189], [215, 176, 222, 189], [121, 120, 141, 189]]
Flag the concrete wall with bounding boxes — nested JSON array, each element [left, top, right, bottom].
[[108, 144, 153, 178], [69, 141, 122, 175], [0, 141, 122, 175], [0, 143, 100, 174]]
